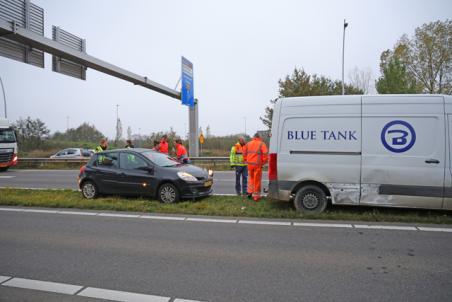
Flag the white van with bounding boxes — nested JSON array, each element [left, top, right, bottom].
[[0, 118, 18, 171], [268, 95, 452, 212]]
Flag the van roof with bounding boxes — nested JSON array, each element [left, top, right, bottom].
[[279, 94, 450, 106], [0, 118, 10, 128]]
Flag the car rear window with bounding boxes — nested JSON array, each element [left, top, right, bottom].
[[95, 152, 119, 168]]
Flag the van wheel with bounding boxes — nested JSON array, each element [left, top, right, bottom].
[[81, 181, 98, 199], [294, 185, 328, 213], [158, 183, 179, 204]]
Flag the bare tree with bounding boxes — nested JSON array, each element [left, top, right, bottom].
[[348, 66, 373, 94]]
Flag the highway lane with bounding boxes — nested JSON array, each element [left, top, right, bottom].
[[0, 210, 451, 301], [0, 169, 268, 195]]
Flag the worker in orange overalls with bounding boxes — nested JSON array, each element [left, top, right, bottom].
[[158, 135, 169, 154], [243, 132, 268, 201], [175, 138, 190, 164]]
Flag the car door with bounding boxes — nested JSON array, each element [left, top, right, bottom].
[[360, 96, 445, 209], [92, 152, 120, 194], [118, 152, 157, 196]]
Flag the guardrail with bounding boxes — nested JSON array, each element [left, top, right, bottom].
[[17, 157, 230, 169]]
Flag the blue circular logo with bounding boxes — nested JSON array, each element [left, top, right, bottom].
[[381, 120, 416, 153]]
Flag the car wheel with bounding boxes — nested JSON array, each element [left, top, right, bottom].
[[0, 167, 8, 172], [158, 183, 179, 204], [294, 185, 328, 213], [81, 181, 98, 199]]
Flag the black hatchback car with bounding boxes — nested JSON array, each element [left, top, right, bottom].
[[78, 148, 213, 203]]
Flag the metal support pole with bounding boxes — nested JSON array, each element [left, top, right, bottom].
[[188, 99, 199, 157], [342, 19, 348, 95], [0, 76, 7, 118]]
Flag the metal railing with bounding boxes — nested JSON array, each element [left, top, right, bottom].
[[17, 157, 230, 167]]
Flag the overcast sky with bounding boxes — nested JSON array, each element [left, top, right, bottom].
[[1, 0, 451, 139]]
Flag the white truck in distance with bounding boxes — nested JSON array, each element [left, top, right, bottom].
[[268, 94, 452, 212], [0, 118, 18, 171]]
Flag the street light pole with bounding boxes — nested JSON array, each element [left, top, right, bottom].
[[342, 19, 348, 95], [0, 76, 7, 118]]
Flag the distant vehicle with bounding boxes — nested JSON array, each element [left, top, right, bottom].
[[50, 148, 93, 159], [0, 118, 18, 172], [78, 148, 214, 203], [268, 94, 452, 213]]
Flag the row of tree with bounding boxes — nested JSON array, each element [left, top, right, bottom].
[[261, 19, 452, 129]]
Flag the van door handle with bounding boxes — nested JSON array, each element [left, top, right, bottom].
[[425, 159, 440, 164]]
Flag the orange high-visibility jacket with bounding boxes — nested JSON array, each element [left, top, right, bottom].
[[176, 143, 188, 160], [243, 137, 268, 167], [159, 140, 169, 154]]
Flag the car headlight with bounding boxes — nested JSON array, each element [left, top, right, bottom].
[[208, 169, 214, 177], [177, 172, 198, 182]]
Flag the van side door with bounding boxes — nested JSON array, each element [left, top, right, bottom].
[[443, 115, 452, 210], [361, 96, 445, 209]]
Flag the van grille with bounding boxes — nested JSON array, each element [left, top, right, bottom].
[[0, 152, 13, 163]]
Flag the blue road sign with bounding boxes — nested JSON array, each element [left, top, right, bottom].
[[181, 56, 194, 107]]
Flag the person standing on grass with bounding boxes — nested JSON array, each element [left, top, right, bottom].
[[95, 138, 108, 152], [230, 137, 248, 196], [243, 133, 268, 201], [125, 139, 134, 148], [158, 135, 169, 154]]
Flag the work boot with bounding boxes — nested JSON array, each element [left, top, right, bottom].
[[247, 193, 252, 199]]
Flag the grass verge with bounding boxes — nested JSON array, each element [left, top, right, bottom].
[[0, 188, 451, 224]]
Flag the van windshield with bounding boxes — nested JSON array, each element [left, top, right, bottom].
[[0, 128, 16, 143], [142, 150, 178, 167]]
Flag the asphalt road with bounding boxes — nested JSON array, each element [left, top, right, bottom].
[[0, 169, 268, 195], [1, 210, 451, 302]]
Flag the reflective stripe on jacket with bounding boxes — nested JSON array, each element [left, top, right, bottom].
[[95, 146, 104, 153], [243, 138, 268, 167], [230, 143, 246, 166]]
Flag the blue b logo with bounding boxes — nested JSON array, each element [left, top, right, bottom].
[[381, 120, 416, 153]]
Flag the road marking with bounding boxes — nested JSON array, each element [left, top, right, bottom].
[[98, 213, 140, 218], [354, 225, 417, 231], [0, 207, 24, 212], [0, 176, 15, 178], [78, 287, 170, 302], [2, 277, 83, 295], [1, 207, 451, 234], [140, 215, 186, 221], [58, 210, 98, 216], [0, 276, 12, 284], [186, 217, 237, 223], [294, 222, 353, 228], [417, 227, 452, 233], [23, 209, 59, 214], [238, 220, 292, 226], [0, 275, 203, 302]]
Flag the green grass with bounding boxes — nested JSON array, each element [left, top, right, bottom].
[[1, 188, 451, 224]]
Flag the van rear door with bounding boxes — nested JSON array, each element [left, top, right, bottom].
[[361, 95, 445, 209]]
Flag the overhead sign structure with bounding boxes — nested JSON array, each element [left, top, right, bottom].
[[0, 0, 44, 68], [52, 26, 87, 80], [181, 56, 194, 107]]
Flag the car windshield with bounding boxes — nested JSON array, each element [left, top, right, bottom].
[[142, 150, 179, 167], [0, 128, 16, 143]]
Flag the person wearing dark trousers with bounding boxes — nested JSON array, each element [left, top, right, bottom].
[[230, 137, 248, 196]]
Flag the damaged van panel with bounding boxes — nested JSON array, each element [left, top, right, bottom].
[[360, 184, 395, 205], [327, 183, 360, 205]]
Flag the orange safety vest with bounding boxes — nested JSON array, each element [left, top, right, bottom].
[[176, 143, 188, 159], [159, 140, 169, 154], [243, 138, 268, 167]]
